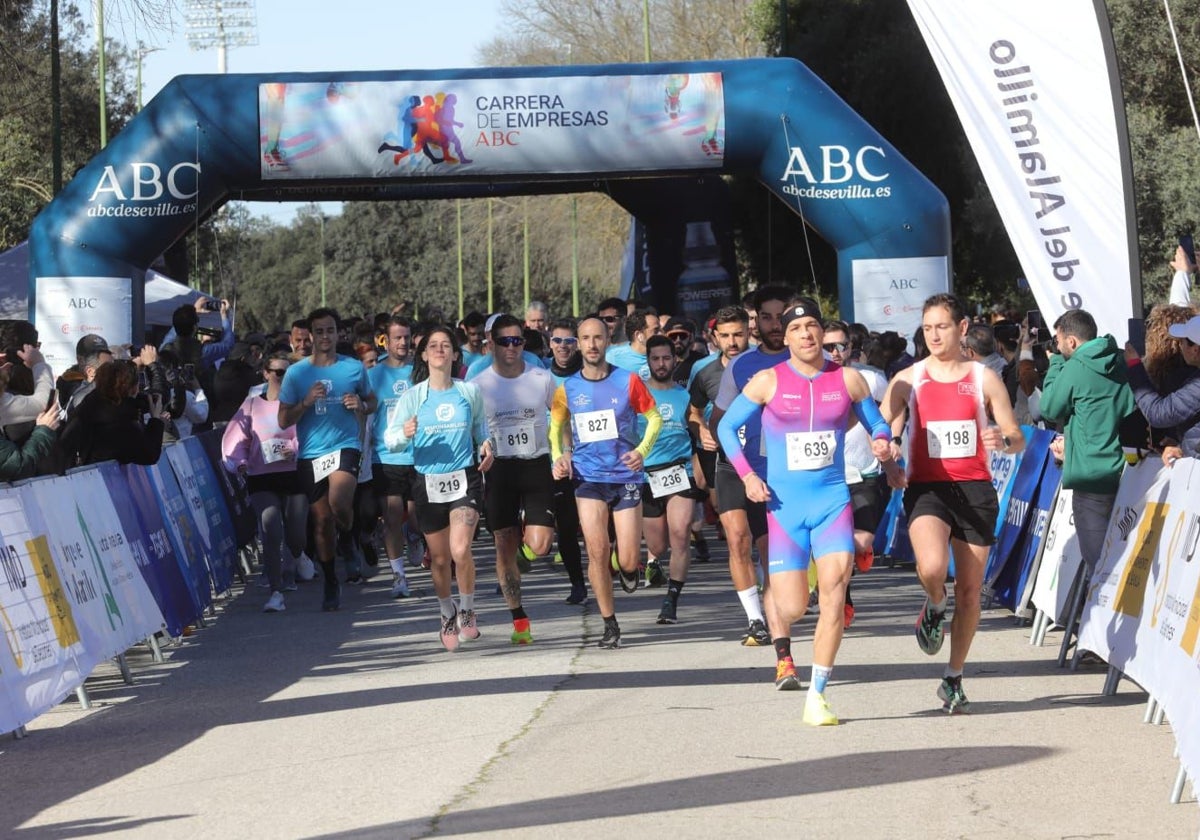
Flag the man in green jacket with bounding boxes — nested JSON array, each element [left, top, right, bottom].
[[1040, 308, 1136, 573]]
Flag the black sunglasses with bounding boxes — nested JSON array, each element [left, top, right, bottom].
[[550, 336, 578, 346], [267, 368, 288, 376], [822, 342, 847, 353], [494, 335, 525, 348], [599, 315, 620, 323]]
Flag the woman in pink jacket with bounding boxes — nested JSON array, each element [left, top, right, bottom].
[[222, 352, 309, 613]]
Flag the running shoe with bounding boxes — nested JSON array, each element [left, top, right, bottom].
[[295, 552, 317, 581], [802, 691, 839, 726], [692, 531, 710, 562], [345, 574, 365, 586], [516, 543, 535, 573], [457, 609, 481, 642], [617, 563, 640, 593], [656, 597, 677, 624], [440, 612, 460, 652], [565, 582, 587, 605], [257, 574, 271, 588], [610, 550, 620, 573], [321, 580, 340, 612], [915, 598, 946, 655], [855, 548, 875, 574], [644, 559, 666, 588], [937, 676, 970, 714], [390, 576, 411, 599], [843, 602, 855, 629], [263, 591, 285, 613], [598, 621, 622, 649], [553, 551, 564, 565], [511, 618, 533, 645], [775, 656, 801, 691], [281, 579, 298, 593], [741, 619, 770, 647]]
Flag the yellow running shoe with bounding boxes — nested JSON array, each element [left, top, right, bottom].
[[803, 691, 839, 726]]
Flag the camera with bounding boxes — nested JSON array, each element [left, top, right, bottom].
[[201, 298, 221, 312]]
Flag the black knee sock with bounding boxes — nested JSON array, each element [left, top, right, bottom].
[[773, 636, 791, 661], [603, 614, 619, 630], [510, 606, 527, 622], [321, 560, 337, 587], [667, 579, 684, 604]]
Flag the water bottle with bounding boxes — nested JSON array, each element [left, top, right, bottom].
[[315, 379, 333, 415], [676, 222, 732, 325]]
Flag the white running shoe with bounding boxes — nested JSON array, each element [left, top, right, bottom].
[[263, 591, 286, 613], [390, 576, 411, 599]]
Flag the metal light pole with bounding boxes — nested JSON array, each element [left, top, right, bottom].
[[319, 211, 327, 307], [571, 197, 580, 317], [136, 44, 163, 110], [523, 197, 530, 312], [95, 0, 107, 147], [185, 0, 259, 73], [487, 198, 494, 312], [642, 0, 651, 62], [456, 200, 465, 320]]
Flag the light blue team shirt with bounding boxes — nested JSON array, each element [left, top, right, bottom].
[[386, 380, 489, 475], [606, 343, 649, 380], [279, 355, 372, 459], [368, 361, 414, 465], [640, 383, 694, 473], [461, 349, 484, 371], [465, 350, 544, 380]]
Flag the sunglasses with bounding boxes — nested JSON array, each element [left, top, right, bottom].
[[550, 336, 578, 346], [267, 368, 288, 376], [494, 335, 526, 348], [822, 342, 848, 353], [599, 315, 620, 323]]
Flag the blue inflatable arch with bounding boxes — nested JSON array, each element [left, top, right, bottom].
[[29, 58, 949, 360]]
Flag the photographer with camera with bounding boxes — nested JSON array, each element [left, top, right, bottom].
[[57, 359, 169, 468], [159, 297, 234, 372]]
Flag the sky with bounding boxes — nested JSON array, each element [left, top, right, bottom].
[[122, 0, 507, 223]]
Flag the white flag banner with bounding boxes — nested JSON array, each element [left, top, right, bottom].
[[907, 0, 1138, 340]]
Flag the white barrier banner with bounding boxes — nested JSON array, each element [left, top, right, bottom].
[[907, 0, 1137, 341], [22, 476, 160, 664], [1030, 488, 1082, 625], [0, 490, 94, 733], [34, 275, 133, 380], [851, 256, 949, 338]]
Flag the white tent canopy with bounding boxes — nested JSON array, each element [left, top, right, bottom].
[[0, 241, 221, 329]]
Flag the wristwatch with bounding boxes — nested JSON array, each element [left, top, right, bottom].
[[1002, 434, 1012, 450]]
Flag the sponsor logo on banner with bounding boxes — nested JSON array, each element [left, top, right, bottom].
[[779, 144, 892, 200], [259, 74, 725, 180], [87, 161, 201, 218]]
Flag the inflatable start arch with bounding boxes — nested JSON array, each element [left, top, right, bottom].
[[29, 58, 949, 370]]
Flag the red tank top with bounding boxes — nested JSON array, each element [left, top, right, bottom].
[[906, 360, 990, 483]]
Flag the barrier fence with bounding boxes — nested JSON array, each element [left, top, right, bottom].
[[0, 430, 249, 735], [1, 427, 1195, 798]]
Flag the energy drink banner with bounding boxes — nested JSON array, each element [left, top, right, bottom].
[[1029, 488, 1084, 626], [164, 443, 235, 594], [0, 491, 94, 733], [258, 74, 725, 179], [907, 0, 1139, 340], [24, 474, 164, 657], [142, 460, 215, 611], [103, 462, 198, 637]]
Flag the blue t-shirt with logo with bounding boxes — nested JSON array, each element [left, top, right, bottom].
[[412, 384, 480, 475], [606, 343, 649, 380], [640, 383, 694, 473], [279, 355, 372, 459], [368, 362, 414, 465]]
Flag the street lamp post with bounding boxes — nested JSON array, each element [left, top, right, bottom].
[[185, 0, 259, 73], [96, 0, 107, 147], [136, 44, 163, 110]]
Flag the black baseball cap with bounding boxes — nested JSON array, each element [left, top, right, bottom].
[[75, 334, 110, 357]]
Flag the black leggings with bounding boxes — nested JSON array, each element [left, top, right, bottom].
[[553, 477, 584, 587]]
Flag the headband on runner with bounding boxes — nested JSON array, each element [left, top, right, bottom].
[[781, 299, 823, 329]]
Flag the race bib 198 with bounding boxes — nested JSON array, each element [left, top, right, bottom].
[[647, 463, 688, 498], [785, 430, 836, 471], [425, 469, 467, 503], [926, 420, 976, 459], [575, 409, 618, 443]]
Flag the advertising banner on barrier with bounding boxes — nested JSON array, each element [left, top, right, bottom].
[[988, 438, 1025, 541], [192, 432, 256, 550], [851, 257, 949, 338], [33, 275, 133, 377], [1030, 488, 1083, 626], [164, 443, 235, 594], [1077, 458, 1171, 664], [906, 0, 1139, 340], [258, 74, 725, 180], [21, 475, 163, 661], [0, 490, 93, 733], [102, 463, 198, 637], [995, 453, 1062, 615], [985, 429, 1052, 587], [141, 460, 214, 612]]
